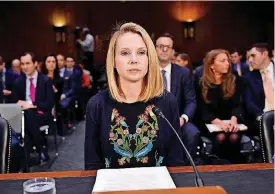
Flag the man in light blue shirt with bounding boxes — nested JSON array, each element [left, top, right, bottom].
[[57, 54, 66, 78]]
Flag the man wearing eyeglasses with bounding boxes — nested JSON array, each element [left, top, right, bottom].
[[155, 33, 200, 165]]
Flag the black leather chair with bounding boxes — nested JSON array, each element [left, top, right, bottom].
[[259, 110, 274, 163], [0, 116, 12, 174], [199, 134, 258, 163]]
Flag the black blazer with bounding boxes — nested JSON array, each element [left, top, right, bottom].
[[4, 70, 16, 91], [12, 73, 55, 112], [1, 70, 16, 103], [243, 61, 274, 119], [232, 62, 250, 77], [170, 64, 197, 120]]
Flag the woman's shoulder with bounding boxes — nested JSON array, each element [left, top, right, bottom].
[[87, 89, 110, 108], [155, 91, 178, 108]]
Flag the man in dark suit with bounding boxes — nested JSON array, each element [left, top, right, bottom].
[[244, 43, 274, 135], [12, 52, 54, 163], [60, 56, 82, 109], [230, 49, 250, 77], [155, 33, 199, 163], [0, 56, 17, 103], [60, 56, 82, 127]]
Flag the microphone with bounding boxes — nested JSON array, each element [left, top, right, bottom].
[[152, 106, 204, 187]]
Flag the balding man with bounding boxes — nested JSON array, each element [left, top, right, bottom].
[[12, 58, 22, 77]]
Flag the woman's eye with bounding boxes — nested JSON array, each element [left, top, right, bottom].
[[138, 50, 146, 55], [121, 51, 129, 56]]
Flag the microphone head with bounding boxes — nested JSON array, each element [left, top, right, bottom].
[[152, 106, 163, 118]]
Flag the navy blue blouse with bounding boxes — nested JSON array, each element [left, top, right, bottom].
[[84, 90, 184, 170]]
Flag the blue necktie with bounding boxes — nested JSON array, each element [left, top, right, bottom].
[[161, 70, 167, 90]]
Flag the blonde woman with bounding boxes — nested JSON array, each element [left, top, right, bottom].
[[84, 23, 184, 170]]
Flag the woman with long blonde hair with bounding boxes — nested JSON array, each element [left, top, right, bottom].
[[197, 49, 244, 163], [84, 23, 184, 170]]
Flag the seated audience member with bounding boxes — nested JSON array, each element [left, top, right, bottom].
[[230, 48, 249, 77], [12, 52, 54, 164], [41, 54, 63, 115], [77, 59, 92, 114], [60, 56, 82, 125], [0, 56, 17, 103], [155, 33, 200, 163], [85, 22, 184, 170], [194, 64, 204, 81], [171, 50, 178, 64], [196, 49, 244, 163], [176, 52, 193, 72], [12, 58, 23, 77], [243, 43, 274, 136], [57, 54, 66, 78], [37, 61, 42, 73], [79, 59, 93, 87]]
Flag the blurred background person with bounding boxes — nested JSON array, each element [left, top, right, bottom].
[[176, 52, 193, 72], [230, 48, 249, 77], [77, 27, 95, 76], [12, 58, 22, 77], [0, 56, 16, 103], [171, 50, 178, 64], [57, 54, 66, 78]]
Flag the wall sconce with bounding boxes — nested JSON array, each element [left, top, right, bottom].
[[183, 21, 196, 40], [53, 26, 67, 43]]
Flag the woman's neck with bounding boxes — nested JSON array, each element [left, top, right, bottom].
[[48, 71, 54, 79], [213, 72, 222, 84], [119, 79, 143, 103]]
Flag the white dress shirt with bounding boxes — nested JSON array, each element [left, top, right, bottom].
[[59, 67, 65, 78], [79, 34, 94, 52], [160, 64, 189, 122], [260, 62, 274, 112], [1, 68, 6, 89], [160, 64, 171, 92], [26, 71, 38, 104]]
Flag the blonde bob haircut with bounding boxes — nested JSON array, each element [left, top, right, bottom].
[[106, 22, 164, 102]]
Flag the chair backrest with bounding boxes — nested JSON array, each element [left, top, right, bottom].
[[0, 104, 22, 134], [0, 116, 12, 174], [259, 110, 274, 163]]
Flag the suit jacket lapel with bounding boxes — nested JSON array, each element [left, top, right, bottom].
[[22, 75, 27, 101], [170, 64, 177, 95], [36, 73, 42, 102]]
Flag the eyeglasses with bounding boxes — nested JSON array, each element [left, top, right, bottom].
[[156, 44, 173, 50]]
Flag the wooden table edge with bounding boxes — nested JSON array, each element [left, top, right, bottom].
[[0, 163, 273, 180], [92, 186, 227, 194]]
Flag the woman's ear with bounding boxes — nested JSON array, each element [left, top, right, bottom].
[[263, 50, 269, 58], [210, 65, 215, 72]]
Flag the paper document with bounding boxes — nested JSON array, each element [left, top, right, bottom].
[[206, 120, 248, 133], [92, 166, 176, 193]]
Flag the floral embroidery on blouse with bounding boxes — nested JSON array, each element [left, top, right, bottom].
[[109, 105, 162, 166]]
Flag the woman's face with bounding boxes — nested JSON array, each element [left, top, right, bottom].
[[115, 32, 148, 84], [176, 56, 188, 67], [45, 56, 57, 72], [211, 53, 230, 74]]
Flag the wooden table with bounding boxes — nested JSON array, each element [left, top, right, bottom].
[[0, 163, 273, 194], [0, 163, 272, 180]]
